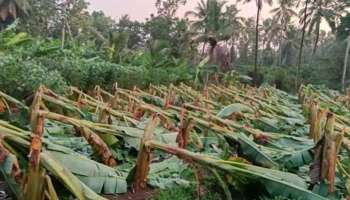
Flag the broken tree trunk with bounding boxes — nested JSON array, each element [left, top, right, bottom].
[[310, 112, 343, 194], [133, 114, 159, 192], [25, 93, 46, 200]]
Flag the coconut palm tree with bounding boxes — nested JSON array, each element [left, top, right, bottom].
[[237, 17, 256, 64], [238, 0, 273, 85], [186, 0, 227, 34], [271, 0, 296, 65], [305, 0, 348, 55], [185, 0, 228, 53], [222, 4, 244, 62], [262, 18, 280, 52], [296, 0, 310, 88], [271, 0, 296, 34]]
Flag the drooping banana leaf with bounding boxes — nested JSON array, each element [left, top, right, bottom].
[[217, 103, 254, 119], [148, 156, 190, 189], [0, 155, 22, 199], [150, 141, 327, 200], [45, 143, 127, 194], [119, 124, 178, 150], [235, 132, 314, 169], [235, 132, 278, 168], [40, 152, 107, 200], [47, 135, 93, 157], [276, 148, 313, 169]]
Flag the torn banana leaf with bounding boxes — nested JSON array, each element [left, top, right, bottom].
[[47, 135, 93, 157], [216, 103, 254, 119], [235, 132, 278, 168], [0, 155, 22, 199], [150, 141, 327, 200], [122, 125, 178, 150], [41, 152, 107, 200], [148, 156, 190, 189], [235, 132, 314, 169], [276, 148, 313, 169], [45, 143, 127, 194], [222, 161, 327, 199]]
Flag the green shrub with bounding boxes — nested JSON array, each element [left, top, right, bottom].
[[0, 30, 195, 97], [0, 54, 67, 97]]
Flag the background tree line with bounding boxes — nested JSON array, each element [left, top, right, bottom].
[[1, 0, 350, 96]]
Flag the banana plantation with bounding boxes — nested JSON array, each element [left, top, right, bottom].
[[2, 0, 350, 199], [0, 82, 348, 199]]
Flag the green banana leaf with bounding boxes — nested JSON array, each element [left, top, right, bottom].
[[235, 132, 278, 168], [231, 164, 326, 200], [45, 143, 127, 194], [41, 152, 107, 200], [148, 156, 190, 189], [120, 122, 178, 150], [0, 155, 23, 199], [217, 103, 254, 119]]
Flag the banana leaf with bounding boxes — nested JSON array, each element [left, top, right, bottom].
[[276, 148, 313, 169], [217, 103, 254, 119], [223, 162, 324, 199], [235, 132, 278, 168], [150, 141, 327, 200], [41, 152, 107, 200], [0, 155, 22, 199], [148, 156, 190, 189], [45, 143, 127, 194], [120, 123, 178, 150]]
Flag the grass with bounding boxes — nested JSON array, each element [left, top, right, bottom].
[[152, 185, 223, 200]]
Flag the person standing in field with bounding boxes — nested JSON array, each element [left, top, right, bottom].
[[207, 37, 232, 73]]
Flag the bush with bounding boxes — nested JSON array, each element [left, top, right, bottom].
[[0, 30, 195, 97], [236, 65, 297, 92], [0, 54, 67, 97], [41, 56, 194, 90]]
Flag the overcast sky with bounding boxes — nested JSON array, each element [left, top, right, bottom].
[[86, 0, 333, 31], [86, 0, 273, 21]]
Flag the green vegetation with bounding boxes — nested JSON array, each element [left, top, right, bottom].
[[0, 0, 350, 97], [1, 0, 350, 200]]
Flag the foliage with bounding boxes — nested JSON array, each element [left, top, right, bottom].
[[1, 77, 349, 199], [0, 26, 195, 98], [153, 185, 223, 200], [0, 54, 67, 97]]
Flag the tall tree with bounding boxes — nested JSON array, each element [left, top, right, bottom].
[[261, 18, 281, 65], [271, 0, 296, 32], [238, 0, 273, 85], [237, 17, 256, 64], [186, 0, 239, 56], [305, 0, 348, 55], [155, 0, 186, 20], [222, 4, 243, 62], [117, 15, 145, 49], [185, 0, 228, 38], [342, 33, 350, 92], [271, 0, 296, 65], [296, 0, 310, 88]]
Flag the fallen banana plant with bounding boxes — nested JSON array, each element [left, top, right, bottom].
[[0, 82, 347, 199], [133, 116, 327, 200]]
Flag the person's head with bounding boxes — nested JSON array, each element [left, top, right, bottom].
[[208, 37, 217, 47]]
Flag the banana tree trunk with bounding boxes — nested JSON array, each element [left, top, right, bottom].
[[342, 34, 350, 92]]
